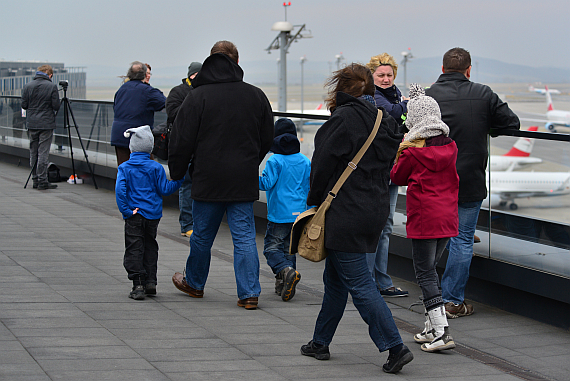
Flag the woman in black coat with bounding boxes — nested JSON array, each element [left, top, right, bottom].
[[300, 64, 413, 374]]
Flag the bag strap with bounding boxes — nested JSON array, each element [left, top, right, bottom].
[[325, 109, 383, 203]]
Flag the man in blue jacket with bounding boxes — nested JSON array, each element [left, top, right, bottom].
[[111, 61, 166, 166], [21, 65, 61, 190]]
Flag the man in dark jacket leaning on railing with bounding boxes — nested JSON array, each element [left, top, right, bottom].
[[21, 65, 61, 190], [426, 47, 520, 318]]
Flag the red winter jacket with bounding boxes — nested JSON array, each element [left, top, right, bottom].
[[390, 137, 459, 239]]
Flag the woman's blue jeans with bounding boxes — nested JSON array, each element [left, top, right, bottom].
[[441, 201, 482, 304], [366, 184, 398, 290], [185, 200, 261, 300], [312, 249, 402, 352]]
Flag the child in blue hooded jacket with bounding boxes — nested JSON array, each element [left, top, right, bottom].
[[259, 118, 310, 302], [116, 125, 183, 300]]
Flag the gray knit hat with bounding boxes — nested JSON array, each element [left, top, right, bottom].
[[187, 62, 202, 78], [404, 83, 450, 142], [124, 125, 154, 154]]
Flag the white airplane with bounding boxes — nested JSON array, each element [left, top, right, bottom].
[[528, 85, 561, 95], [484, 171, 570, 210], [519, 86, 570, 132], [489, 126, 542, 171]]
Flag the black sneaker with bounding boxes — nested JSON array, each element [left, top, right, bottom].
[[383, 344, 413, 373], [280, 267, 301, 302], [274, 276, 284, 296], [129, 285, 145, 300], [38, 182, 57, 190], [145, 283, 156, 295], [300, 340, 330, 360]]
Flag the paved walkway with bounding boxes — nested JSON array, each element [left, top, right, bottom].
[[1, 160, 569, 381]]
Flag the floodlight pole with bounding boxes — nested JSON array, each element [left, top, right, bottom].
[[401, 48, 414, 96], [266, 4, 312, 112]]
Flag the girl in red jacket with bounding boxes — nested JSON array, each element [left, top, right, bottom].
[[390, 83, 459, 352]]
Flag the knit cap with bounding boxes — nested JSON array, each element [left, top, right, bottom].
[[187, 62, 202, 78], [404, 83, 450, 142], [124, 125, 154, 153]]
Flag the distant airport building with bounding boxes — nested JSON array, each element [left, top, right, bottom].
[[0, 61, 86, 98]]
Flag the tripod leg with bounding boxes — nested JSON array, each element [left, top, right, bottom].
[[24, 158, 38, 189], [64, 98, 77, 185], [67, 100, 98, 189]]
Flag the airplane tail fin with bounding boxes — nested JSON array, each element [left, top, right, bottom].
[[545, 86, 554, 111], [503, 126, 538, 157]]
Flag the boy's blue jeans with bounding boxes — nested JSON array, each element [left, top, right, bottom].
[[179, 167, 193, 233], [185, 200, 261, 300], [263, 221, 296, 275]]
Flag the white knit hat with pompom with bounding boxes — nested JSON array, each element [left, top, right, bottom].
[[404, 83, 450, 142]]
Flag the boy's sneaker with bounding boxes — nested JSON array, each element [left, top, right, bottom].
[[300, 340, 330, 360], [181, 230, 193, 238], [445, 301, 474, 318], [380, 286, 409, 297], [383, 344, 413, 373], [129, 285, 145, 300], [280, 267, 301, 302], [274, 276, 284, 296], [421, 327, 456, 352], [145, 283, 156, 295]]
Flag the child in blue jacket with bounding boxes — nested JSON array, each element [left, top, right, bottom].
[[116, 125, 183, 300], [259, 118, 310, 302]]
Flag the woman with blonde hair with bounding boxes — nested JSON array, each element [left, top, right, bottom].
[[364, 53, 410, 299], [300, 64, 413, 374]]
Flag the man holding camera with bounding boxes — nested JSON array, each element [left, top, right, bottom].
[[21, 65, 61, 190]]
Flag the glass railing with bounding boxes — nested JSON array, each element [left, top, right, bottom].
[[1, 95, 568, 279]]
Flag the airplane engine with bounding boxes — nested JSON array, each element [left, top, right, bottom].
[[482, 194, 503, 209], [545, 123, 557, 132]]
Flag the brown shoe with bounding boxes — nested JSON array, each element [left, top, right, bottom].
[[445, 301, 474, 318], [172, 272, 203, 298], [237, 297, 258, 310], [474, 235, 481, 243]]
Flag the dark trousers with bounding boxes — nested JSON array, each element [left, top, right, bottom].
[[123, 214, 160, 285], [411, 238, 450, 311]]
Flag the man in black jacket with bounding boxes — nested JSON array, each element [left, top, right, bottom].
[[166, 61, 202, 239], [169, 41, 274, 310], [426, 48, 520, 318], [21, 65, 61, 190]]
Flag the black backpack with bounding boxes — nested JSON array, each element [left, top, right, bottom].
[[47, 162, 62, 183]]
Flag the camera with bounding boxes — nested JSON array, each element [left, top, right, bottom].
[[59, 80, 69, 89]]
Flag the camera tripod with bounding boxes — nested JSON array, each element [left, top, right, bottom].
[[25, 81, 98, 189]]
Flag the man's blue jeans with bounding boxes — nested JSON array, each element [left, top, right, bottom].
[[179, 167, 193, 233], [185, 200, 261, 300], [366, 184, 398, 291], [312, 249, 403, 352], [441, 200, 482, 305], [263, 221, 296, 275]]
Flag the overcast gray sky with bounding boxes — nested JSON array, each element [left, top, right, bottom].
[[3, 0, 570, 72]]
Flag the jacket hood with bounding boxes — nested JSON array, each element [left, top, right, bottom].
[[192, 54, 243, 88], [407, 141, 457, 172], [34, 72, 51, 81], [271, 134, 300, 155], [127, 151, 151, 164]]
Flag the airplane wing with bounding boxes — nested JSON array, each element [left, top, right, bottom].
[[519, 117, 548, 124]]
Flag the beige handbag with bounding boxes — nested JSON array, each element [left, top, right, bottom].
[[290, 109, 383, 262]]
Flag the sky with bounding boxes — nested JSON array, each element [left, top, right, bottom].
[[2, 0, 570, 79]]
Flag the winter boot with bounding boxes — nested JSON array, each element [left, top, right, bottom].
[[280, 267, 301, 302], [274, 274, 284, 296], [414, 310, 435, 344], [421, 305, 455, 352]]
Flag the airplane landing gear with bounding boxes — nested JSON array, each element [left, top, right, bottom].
[[499, 201, 507, 207], [509, 203, 518, 210]]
